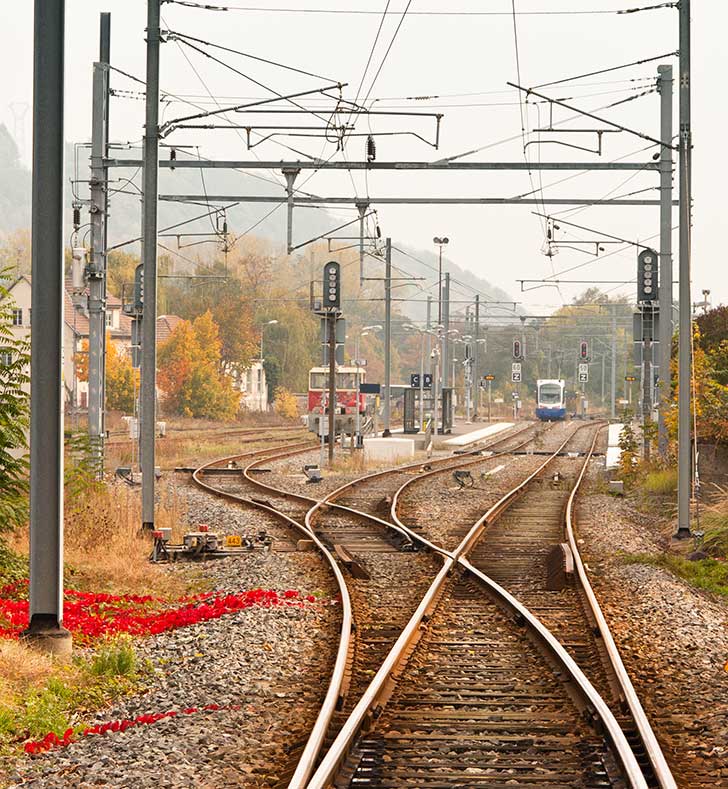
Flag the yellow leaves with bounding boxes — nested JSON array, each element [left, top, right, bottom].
[[273, 386, 299, 420]]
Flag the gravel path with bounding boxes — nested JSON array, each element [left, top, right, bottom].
[[576, 475, 728, 787], [10, 486, 339, 789]]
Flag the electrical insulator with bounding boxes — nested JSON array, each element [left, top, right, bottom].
[[366, 135, 376, 162], [169, 148, 176, 171], [72, 206, 81, 230], [223, 220, 228, 235], [71, 247, 87, 291]]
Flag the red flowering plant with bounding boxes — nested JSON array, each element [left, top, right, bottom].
[[4, 583, 324, 756], [0, 581, 318, 645]]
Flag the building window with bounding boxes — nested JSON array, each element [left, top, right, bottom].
[[106, 312, 113, 327], [11, 309, 22, 326], [0, 352, 12, 366]]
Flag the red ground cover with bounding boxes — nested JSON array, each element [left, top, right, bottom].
[[0, 581, 316, 644], [24, 704, 229, 754]]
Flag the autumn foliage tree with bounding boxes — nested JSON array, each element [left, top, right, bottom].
[[75, 336, 137, 413], [106, 339, 137, 413], [157, 311, 239, 420]]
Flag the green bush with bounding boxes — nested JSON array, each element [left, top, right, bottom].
[[0, 269, 31, 530]]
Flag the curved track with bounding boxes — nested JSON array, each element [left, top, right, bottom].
[[302, 422, 676, 789]]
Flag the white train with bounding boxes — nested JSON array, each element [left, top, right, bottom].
[[536, 379, 566, 421]]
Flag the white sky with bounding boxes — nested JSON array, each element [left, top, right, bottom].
[[1, 1, 726, 313]]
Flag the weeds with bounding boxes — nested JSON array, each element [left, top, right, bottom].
[[89, 635, 137, 678], [8, 483, 190, 598], [641, 467, 678, 496], [621, 552, 728, 598], [0, 635, 148, 760]]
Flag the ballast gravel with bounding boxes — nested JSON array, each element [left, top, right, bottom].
[[576, 475, 728, 787], [9, 489, 339, 789]]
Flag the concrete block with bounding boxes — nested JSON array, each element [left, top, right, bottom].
[[363, 437, 415, 464]]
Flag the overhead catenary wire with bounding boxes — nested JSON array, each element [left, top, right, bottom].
[[166, 1, 676, 17], [360, 0, 413, 108], [533, 51, 678, 90]]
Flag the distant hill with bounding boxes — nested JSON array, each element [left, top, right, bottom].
[[0, 125, 518, 314]]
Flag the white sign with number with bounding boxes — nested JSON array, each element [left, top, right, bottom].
[[511, 362, 522, 383], [578, 362, 589, 383]]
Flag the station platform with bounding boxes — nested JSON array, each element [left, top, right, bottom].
[[368, 420, 518, 451], [440, 421, 515, 448]]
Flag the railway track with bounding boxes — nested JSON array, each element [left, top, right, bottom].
[[190, 422, 550, 786], [300, 422, 676, 789]]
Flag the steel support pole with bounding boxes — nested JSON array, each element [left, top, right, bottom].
[[356, 201, 368, 285], [473, 295, 480, 419], [355, 334, 362, 443], [610, 308, 617, 418], [87, 52, 109, 473], [442, 273, 450, 389], [100, 13, 111, 442], [283, 168, 300, 254], [643, 308, 653, 462], [419, 332, 425, 430], [676, 0, 692, 538], [658, 65, 674, 457], [426, 296, 432, 374], [327, 312, 336, 463], [140, 0, 161, 530], [383, 238, 392, 437], [437, 245, 442, 325], [26, 0, 71, 655]]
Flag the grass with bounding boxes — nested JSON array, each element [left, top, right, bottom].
[[105, 414, 308, 471], [7, 482, 193, 598], [621, 552, 728, 598], [0, 635, 148, 767], [640, 467, 678, 495]]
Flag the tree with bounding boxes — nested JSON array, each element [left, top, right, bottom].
[[107, 250, 140, 299], [157, 312, 239, 420], [273, 387, 299, 420], [0, 229, 31, 276], [0, 269, 30, 529], [106, 339, 137, 413], [211, 287, 258, 379]]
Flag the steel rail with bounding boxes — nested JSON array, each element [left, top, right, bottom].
[[288, 423, 540, 787], [305, 423, 651, 789], [389, 425, 539, 534], [192, 443, 354, 789], [565, 429, 677, 789]]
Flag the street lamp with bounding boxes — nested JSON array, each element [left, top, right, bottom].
[[259, 319, 278, 411], [355, 325, 381, 444], [433, 236, 449, 325]]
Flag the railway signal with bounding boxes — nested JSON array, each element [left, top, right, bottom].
[[512, 339, 522, 360], [579, 340, 589, 361], [324, 261, 341, 310], [637, 248, 658, 304]]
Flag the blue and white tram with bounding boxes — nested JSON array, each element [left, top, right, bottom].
[[535, 379, 566, 421]]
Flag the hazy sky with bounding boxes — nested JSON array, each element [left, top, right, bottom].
[[2, 1, 725, 314]]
